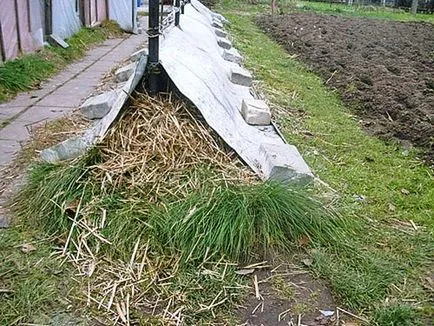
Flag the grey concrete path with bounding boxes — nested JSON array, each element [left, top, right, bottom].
[[0, 32, 147, 168]]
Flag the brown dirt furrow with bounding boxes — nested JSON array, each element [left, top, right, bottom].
[[257, 13, 434, 162]]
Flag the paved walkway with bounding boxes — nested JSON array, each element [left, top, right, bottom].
[[0, 32, 147, 168]]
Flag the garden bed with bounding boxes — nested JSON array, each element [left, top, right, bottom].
[[257, 13, 434, 162]]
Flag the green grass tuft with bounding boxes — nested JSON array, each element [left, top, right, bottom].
[[15, 151, 101, 236], [373, 304, 423, 326], [153, 182, 345, 262], [0, 54, 56, 94], [17, 156, 343, 263]]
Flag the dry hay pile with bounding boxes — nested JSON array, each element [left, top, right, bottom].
[[52, 93, 254, 324], [93, 92, 254, 200]]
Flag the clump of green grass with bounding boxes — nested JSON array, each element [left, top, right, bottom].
[[17, 157, 343, 262], [0, 227, 76, 325], [373, 304, 423, 326], [154, 182, 345, 262], [0, 54, 56, 95], [13, 151, 343, 323], [15, 151, 101, 236]]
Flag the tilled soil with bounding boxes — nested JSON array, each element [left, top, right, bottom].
[[257, 13, 434, 162]]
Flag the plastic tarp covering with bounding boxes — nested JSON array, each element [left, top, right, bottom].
[[108, 0, 137, 32], [29, 0, 44, 50], [52, 0, 82, 39], [159, 1, 312, 182]]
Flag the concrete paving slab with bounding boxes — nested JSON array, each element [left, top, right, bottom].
[[16, 106, 72, 125], [102, 38, 124, 47], [70, 75, 102, 88], [2, 93, 41, 108], [0, 105, 26, 118], [36, 88, 86, 108], [0, 122, 31, 141], [86, 61, 113, 73]]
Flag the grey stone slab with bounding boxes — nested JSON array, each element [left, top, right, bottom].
[[0, 122, 31, 142], [45, 70, 77, 87], [40, 136, 88, 162], [211, 12, 229, 24], [229, 65, 252, 87], [214, 28, 227, 38], [217, 37, 232, 50], [49, 34, 69, 48], [259, 143, 313, 184], [222, 48, 243, 65], [115, 63, 135, 82], [212, 19, 223, 29], [80, 91, 117, 119], [0, 215, 8, 228], [62, 60, 92, 75], [130, 48, 148, 62], [241, 99, 271, 125]]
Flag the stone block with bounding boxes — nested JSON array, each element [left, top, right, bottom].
[[214, 28, 227, 38], [212, 19, 223, 29], [40, 136, 88, 163], [80, 91, 117, 119], [217, 37, 232, 50], [211, 12, 229, 24], [259, 143, 313, 184], [241, 99, 271, 125], [130, 48, 148, 62], [222, 48, 243, 65], [48, 34, 69, 48], [115, 63, 135, 83], [229, 65, 252, 87]]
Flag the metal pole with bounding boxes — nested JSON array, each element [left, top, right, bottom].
[[175, 0, 180, 25], [148, 0, 160, 94], [181, 0, 185, 14]]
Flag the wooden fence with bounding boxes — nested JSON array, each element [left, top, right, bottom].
[[0, 0, 113, 62]]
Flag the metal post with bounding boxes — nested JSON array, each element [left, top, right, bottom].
[[44, 0, 53, 37], [148, 0, 161, 94], [13, 0, 22, 53], [175, 0, 180, 25], [181, 0, 185, 14]]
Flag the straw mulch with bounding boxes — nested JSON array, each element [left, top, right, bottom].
[[55, 92, 254, 324], [93, 92, 255, 200]]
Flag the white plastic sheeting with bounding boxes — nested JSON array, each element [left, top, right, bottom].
[[29, 0, 44, 49], [52, 0, 82, 39], [109, 0, 137, 33], [159, 1, 312, 182]]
